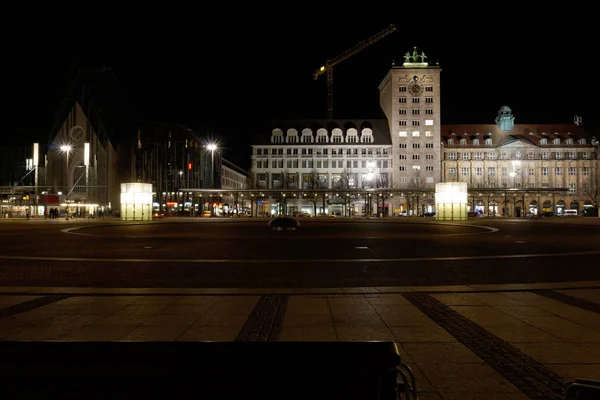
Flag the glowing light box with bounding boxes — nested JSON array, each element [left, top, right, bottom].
[[435, 182, 467, 221], [120, 183, 152, 221]]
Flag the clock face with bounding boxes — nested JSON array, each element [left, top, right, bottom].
[[407, 79, 423, 96], [69, 126, 85, 141]]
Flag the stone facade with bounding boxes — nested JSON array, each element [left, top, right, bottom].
[[250, 50, 599, 217]]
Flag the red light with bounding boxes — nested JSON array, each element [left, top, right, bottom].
[[187, 162, 192, 170]]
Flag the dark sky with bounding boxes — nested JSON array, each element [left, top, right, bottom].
[[5, 18, 598, 171]]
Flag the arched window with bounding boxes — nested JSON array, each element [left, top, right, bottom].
[[271, 128, 283, 143]]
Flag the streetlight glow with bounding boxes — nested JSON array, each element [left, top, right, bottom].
[[207, 144, 217, 151], [60, 144, 72, 220]]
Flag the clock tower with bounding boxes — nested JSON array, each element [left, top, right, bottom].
[[378, 47, 442, 193]]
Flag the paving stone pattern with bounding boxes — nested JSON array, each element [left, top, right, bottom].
[[404, 292, 567, 400], [536, 289, 600, 315], [236, 295, 288, 341], [2, 286, 600, 399]]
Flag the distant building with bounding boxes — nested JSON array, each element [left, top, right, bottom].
[[2, 68, 248, 218], [44, 67, 140, 216], [250, 49, 600, 217]]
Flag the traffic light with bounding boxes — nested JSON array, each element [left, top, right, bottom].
[[188, 162, 192, 170]]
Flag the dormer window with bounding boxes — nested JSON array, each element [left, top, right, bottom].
[[447, 139, 454, 145], [485, 138, 492, 146], [460, 138, 467, 145], [553, 138, 560, 145], [360, 128, 374, 143], [346, 128, 358, 143], [285, 128, 298, 143], [316, 128, 328, 143], [271, 128, 284, 144], [301, 128, 314, 143], [579, 138, 587, 145], [565, 138, 573, 145], [331, 128, 343, 143], [540, 138, 548, 145], [472, 139, 480, 146]]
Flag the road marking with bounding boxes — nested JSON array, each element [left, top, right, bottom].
[[61, 223, 500, 238], [1, 249, 600, 263], [355, 246, 369, 249]]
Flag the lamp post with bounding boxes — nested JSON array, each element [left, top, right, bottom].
[[60, 145, 72, 219], [206, 144, 217, 216], [207, 143, 217, 188]]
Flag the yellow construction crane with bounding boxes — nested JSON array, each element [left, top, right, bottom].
[[313, 24, 397, 120]]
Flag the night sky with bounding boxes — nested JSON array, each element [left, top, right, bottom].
[[5, 19, 597, 171]]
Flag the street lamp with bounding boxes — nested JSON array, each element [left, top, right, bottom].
[[60, 145, 72, 219], [206, 143, 217, 188]]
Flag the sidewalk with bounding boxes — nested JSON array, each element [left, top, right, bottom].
[[1, 281, 600, 399]]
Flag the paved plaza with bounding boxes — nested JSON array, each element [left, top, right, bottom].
[[2, 282, 600, 399], [1, 217, 599, 398]]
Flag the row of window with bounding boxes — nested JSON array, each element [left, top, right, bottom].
[[455, 181, 583, 193], [445, 151, 592, 160], [448, 166, 592, 176], [398, 120, 435, 126], [399, 86, 434, 92], [270, 129, 374, 144], [446, 137, 589, 146], [399, 131, 434, 137], [255, 148, 390, 156], [399, 97, 435, 103], [255, 173, 390, 189], [398, 165, 434, 172], [255, 160, 390, 169], [397, 176, 435, 184], [398, 108, 435, 115], [400, 154, 435, 160]]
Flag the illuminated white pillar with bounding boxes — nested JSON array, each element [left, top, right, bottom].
[[33, 143, 39, 188], [84, 143, 90, 203], [120, 183, 153, 221], [435, 182, 467, 220]]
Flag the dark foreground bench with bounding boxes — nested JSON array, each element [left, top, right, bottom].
[[0, 341, 416, 399]]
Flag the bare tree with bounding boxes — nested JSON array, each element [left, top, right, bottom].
[[334, 169, 352, 189], [375, 172, 389, 189], [401, 169, 431, 216], [286, 171, 297, 189], [583, 171, 600, 216]]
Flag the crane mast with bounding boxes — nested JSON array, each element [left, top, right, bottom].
[[313, 24, 397, 120]]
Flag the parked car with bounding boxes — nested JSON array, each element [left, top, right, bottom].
[[268, 217, 300, 231], [423, 212, 436, 217]]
